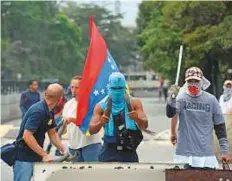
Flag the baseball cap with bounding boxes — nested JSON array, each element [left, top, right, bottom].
[[185, 67, 203, 81]]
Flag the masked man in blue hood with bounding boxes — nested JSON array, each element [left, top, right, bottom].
[[89, 72, 148, 162]]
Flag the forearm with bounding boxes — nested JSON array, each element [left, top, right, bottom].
[[90, 105, 105, 135], [214, 123, 229, 154], [89, 120, 103, 135], [171, 115, 177, 135], [23, 132, 47, 158], [135, 113, 148, 129], [49, 132, 63, 150]]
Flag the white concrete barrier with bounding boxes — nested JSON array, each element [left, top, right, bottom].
[[1, 93, 21, 122], [1, 92, 43, 123], [34, 162, 184, 181]]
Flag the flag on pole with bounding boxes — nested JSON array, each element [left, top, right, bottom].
[[76, 16, 119, 133]]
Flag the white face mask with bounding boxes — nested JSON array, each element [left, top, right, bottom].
[[183, 76, 210, 96], [186, 81, 202, 96], [223, 86, 232, 101]]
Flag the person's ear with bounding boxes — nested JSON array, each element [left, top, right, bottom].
[[44, 90, 48, 97]]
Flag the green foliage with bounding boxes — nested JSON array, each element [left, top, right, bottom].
[[1, 1, 83, 82], [62, 3, 137, 67], [137, 1, 232, 91], [1, 1, 136, 82]]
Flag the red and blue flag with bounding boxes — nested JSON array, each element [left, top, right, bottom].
[[76, 16, 119, 133]]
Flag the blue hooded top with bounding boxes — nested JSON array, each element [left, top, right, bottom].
[[99, 72, 137, 142]]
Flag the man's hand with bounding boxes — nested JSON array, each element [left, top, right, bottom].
[[221, 154, 232, 162], [64, 117, 76, 125], [89, 104, 106, 134], [100, 115, 110, 125], [128, 98, 148, 129], [170, 134, 177, 145], [59, 144, 67, 153], [169, 85, 180, 99], [42, 154, 53, 162], [128, 111, 139, 121]]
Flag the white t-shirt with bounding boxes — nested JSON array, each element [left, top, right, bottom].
[[174, 155, 219, 168], [219, 95, 232, 114], [62, 98, 102, 150]]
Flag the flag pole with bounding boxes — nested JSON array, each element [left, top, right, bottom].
[[171, 45, 183, 146], [175, 45, 183, 86]]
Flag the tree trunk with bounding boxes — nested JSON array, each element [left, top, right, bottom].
[[212, 59, 220, 99], [202, 55, 213, 94]]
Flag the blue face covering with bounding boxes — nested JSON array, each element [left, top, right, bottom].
[[108, 89, 125, 103], [108, 72, 126, 114], [100, 73, 137, 136]]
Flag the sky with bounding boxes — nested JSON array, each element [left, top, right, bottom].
[[75, 0, 142, 26]]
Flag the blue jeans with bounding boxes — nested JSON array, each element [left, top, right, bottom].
[[13, 161, 33, 181], [98, 143, 139, 162], [69, 143, 102, 162]]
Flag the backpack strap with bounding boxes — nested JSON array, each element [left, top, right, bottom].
[[125, 94, 133, 112], [104, 97, 112, 118]]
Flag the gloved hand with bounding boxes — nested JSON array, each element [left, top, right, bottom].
[[169, 85, 180, 99]]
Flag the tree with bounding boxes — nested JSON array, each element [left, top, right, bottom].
[[1, 1, 84, 82], [62, 2, 137, 67], [1, 1, 137, 82], [137, 1, 232, 96]]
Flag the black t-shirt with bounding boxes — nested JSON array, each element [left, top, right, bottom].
[[16, 100, 56, 162]]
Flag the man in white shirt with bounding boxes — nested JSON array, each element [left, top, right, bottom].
[[218, 80, 232, 161], [219, 80, 232, 115], [63, 76, 102, 161]]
